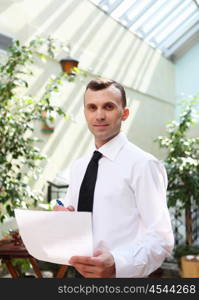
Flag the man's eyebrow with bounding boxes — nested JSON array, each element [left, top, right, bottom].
[[86, 103, 97, 106], [103, 101, 115, 104], [85, 101, 117, 106]]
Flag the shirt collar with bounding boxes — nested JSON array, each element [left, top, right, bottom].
[[95, 132, 128, 161]]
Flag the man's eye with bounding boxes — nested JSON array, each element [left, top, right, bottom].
[[105, 104, 114, 110], [88, 105, 96, 111]]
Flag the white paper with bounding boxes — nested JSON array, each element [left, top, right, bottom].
[[14, 209, 93, 265]]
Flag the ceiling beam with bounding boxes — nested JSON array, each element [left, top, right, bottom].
[[165, 22, 199, 58], [98, 0, 123, 14], [193, 0, 199, 8], [119, 0, 156, 28], [158, 11, 199, 50]]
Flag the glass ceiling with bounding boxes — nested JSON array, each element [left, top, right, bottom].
[[90, 0, 199, 60]]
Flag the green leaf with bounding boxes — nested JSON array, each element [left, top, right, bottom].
[[0, 35, 87, 223]]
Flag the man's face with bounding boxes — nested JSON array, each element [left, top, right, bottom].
[[84, 85, 129, 148]]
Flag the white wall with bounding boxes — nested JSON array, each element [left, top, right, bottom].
[[175, 42, 199, 137], [0, 0, 176, 198], [176, 42, 199, 100]]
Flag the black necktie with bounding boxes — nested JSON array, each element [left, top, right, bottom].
[[77, 151, 102, 212]]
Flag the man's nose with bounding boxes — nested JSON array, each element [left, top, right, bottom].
[[96, 108, 105, 120]]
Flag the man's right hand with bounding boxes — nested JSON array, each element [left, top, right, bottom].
[[53, 205, 75, 212]]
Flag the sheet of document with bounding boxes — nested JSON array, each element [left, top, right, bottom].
[[14, 209, 93, 265]]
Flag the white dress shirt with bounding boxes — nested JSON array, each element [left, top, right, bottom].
[[63, 132, 174, 277]]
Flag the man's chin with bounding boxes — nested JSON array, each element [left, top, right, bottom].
[[94, 132, 119, 143]]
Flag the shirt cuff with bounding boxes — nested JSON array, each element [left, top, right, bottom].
[[110, 238, 173, 278], [110, 248, 148, 278]]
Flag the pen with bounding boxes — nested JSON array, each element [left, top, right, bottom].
[[56, 200, 64, 207]]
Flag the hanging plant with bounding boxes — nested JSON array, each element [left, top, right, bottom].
[[0, 37, 86, 222]]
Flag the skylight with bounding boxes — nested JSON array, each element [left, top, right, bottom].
[[90, 0, 199, 60]]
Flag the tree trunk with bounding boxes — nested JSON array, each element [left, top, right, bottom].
[[185, 207, 192, 246]]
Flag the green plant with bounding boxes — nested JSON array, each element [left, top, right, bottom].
[[173, 244, 199, 271], [12, 258, 32, 277], [1, 257, 33, 277], [174, 244, 199, 261], [155, 95, 199, 246], [0, 36, 86, 222]]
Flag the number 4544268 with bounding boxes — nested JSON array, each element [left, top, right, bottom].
[[148, 284, 196, 294]]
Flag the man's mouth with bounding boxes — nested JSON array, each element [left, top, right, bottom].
[[93, 124, 109, 127]]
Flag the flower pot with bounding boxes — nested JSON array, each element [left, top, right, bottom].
[[180, 255, 199, 278]]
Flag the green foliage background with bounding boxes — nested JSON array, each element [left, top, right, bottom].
[[156, 95, 199, 245], [0, 37, 84, 222]]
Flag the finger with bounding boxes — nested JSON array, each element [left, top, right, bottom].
[[69, 256, 95, 266], [70, 256, 104, 269], [67, 205, 75, 211], [53, 205, 69, 211], [93, 249, 103, 257], [75, 269, 97, 278], [72, 263, 88, 277], [73, 264, 100, 278], [84, 272, 101, 278], [90, 256, 105, 267], [53, 205, 75, 212]]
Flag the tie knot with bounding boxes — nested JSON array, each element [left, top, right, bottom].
[[92, 151, 102, 162]]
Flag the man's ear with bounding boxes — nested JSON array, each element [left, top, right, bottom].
[[122, 108, 129, 121]]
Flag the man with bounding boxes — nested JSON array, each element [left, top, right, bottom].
[[54, 78, 174, 278]]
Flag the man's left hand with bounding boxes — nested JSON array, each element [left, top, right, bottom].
[[69, 250, 115, 278]]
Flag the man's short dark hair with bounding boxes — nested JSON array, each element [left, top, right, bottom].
[[85, 78, 127, 108]]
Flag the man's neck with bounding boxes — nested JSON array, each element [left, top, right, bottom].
[[95, 132, 120, 149]]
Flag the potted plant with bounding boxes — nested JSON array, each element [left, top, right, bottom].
[[173, 244, 199, 278], [155, 95, 199, 277]]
